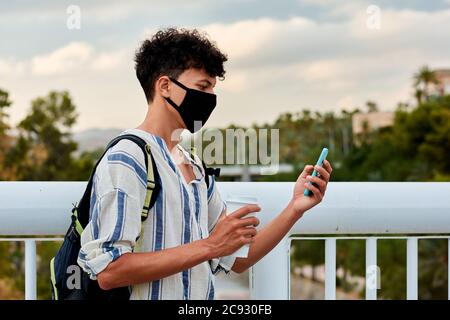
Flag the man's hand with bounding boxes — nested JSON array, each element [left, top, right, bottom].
[[290, 159, 333, 217], [206, 204, 261, 258]]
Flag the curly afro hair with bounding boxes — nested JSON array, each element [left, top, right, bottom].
[[134, 27, 228, 103]]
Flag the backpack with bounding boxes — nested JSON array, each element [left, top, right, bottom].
[[50, 133, 219, 300]]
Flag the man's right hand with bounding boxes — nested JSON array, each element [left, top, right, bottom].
[[206, 204, 261, 258]]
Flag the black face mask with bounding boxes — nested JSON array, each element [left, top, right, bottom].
[[164, 77, 217, 133]]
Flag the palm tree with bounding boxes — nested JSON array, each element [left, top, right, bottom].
[[0, 88, 12, 136], [414, 88, 424, 105], [323, 112, 336, 154], [366, 100, 379, 113], [413, 66, 439, 104]]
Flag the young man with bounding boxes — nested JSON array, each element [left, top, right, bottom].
[[77, 28, 333, 300]]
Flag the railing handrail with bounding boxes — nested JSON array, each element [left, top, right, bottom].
[[1, 181, 450, 236]]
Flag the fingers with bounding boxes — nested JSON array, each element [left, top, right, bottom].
[[299, 164, 314, 180], [304, 182, 323, 201], [229, 204, 261, 219], [323, 160, 333, 175], [241, 235, 256, 244], [239, 227, 257, 237], [306, 175, 326, 191], [236, 216, 260, 227], [299, 161, 332, 181], [314, 165, 330, 182]]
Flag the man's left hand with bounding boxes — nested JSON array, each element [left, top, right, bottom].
[[290, 159, 333, 217]]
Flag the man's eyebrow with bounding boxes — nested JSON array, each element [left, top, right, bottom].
[[197, 79, 214, 86]]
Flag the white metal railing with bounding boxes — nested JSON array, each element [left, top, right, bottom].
[[1, 181, 450, 300], [289, 235, 450, 300]]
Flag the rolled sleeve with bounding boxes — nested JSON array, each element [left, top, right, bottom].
[[77, 189, 142, 279], [209, 254, 237, 275]]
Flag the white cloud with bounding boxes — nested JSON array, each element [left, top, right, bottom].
[[3, 42, 129, 77], [0, 58, 26, 76], [219, 70, 251, 93], [31, 42, 93, 76], [91, 49, 129, 71], [299, 60, 343, 82], [202, 17, 316, 62], [203, 17, 314, 60]]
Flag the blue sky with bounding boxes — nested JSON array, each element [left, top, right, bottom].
[[1, 0, 450, 131]]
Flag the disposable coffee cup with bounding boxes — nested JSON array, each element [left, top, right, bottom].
[[226, 195, 259, 258]]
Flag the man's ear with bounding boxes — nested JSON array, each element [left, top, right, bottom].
[[155, 76, 171, 99]]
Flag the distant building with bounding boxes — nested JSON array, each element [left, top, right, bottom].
[[352, 111, 395, 136], [430, 68, 450, 96]]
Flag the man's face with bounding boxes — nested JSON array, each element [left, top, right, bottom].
[[162, 68, 217, 130], [173, 67, 216, 97]]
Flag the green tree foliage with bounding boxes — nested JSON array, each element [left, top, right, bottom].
[[291, 240, 324, 281], [377, 240, 407, 299], [0, 88, 11, 136], [341, 95, 450, 181], [418, 239, 448, 299], [336, 240, 365, 293], [5, 91, 78, 180], [0, 88, 15, 180], [413, 65, 439, 104], [0, 89, 97, 299], [366, 100, 379, 113]]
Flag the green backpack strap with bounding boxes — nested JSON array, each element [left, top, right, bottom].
[[141, 143, 160, 221], [135, 143, 161, 252]]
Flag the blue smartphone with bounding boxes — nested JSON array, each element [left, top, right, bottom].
[[304, 147, 328, 196]]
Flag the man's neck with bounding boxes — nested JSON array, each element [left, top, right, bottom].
[[136, 100, 182, 151]]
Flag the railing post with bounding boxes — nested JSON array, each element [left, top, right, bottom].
[[325, 238, 336, 300], [25, 239, 37, 300], [250, 237, 290, 299], [448, 238, 450, 300], [407, 237, 418, 300], [365, 237, 378, 300]]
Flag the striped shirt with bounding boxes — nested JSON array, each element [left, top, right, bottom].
[[77, 128, 236, 300]]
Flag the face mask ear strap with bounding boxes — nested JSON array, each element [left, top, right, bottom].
[[164, 96, 180, 109], [164, 77, 189, 109], [169, 77, 190, 91]]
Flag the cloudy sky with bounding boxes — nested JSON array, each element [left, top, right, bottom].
[[1, 0, 450, 132]]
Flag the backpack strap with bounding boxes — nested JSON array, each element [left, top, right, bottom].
[[75, 134, 160, 230], [141, 143, 160, 221], [134, 143, 161, 252], [188, 147, 220, 189]]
